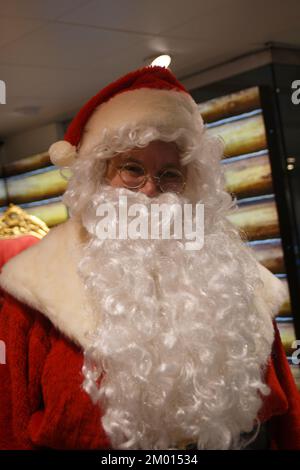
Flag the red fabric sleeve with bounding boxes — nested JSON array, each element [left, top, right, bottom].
[[0, 294, 47, 449], [0, 292, 111, 450], [28, 330, 111, 449], [265, 324, 300, 449]]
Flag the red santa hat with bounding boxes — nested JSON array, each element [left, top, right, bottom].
[[48, 66, 203, 167]]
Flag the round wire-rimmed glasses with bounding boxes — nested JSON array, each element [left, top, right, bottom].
[[115, 161, 186, 194]]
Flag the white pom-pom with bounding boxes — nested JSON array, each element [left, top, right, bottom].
[[48, 140, 77, 167]]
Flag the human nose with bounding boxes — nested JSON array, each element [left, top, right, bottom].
[[138, 175, 160, 197]]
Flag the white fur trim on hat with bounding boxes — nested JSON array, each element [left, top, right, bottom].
[[49, 140, 77, 167], [78, 88, 203, 156]]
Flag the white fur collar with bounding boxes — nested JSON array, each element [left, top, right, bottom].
[[0, 217, 288, 350]]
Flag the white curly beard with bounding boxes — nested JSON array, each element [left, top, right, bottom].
[[74, 185, 273, 450]]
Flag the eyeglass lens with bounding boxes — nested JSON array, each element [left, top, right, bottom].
[[118, 162, 185, 193]]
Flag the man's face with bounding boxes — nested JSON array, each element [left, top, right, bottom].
[[104, 140, 186, 198]]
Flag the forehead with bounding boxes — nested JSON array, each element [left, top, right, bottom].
[[111, 140, 182, 170]]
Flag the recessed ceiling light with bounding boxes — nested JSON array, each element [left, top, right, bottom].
[[149, 54, 172, 68]]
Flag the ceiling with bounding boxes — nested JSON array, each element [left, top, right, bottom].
[[0, 0, 299, 138]]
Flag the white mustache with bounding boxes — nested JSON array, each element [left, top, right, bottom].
[[86, 188, 205, 251]]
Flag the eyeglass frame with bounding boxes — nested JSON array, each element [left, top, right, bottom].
[[108, 158, 187, 194]]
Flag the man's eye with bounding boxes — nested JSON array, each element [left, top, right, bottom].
[[162, 170, 181, 179], [123, 165, 144, 176]]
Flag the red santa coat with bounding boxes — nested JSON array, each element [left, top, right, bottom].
[[0, 221, 300, 450]]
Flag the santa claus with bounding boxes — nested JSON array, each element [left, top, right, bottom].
[[0, 66, 299, 451]]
